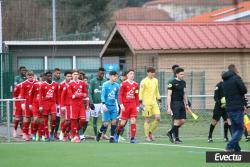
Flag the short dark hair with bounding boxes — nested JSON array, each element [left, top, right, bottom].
[[228, 64, 237, 73], [127, 69, 134, 74], [147, 67, 156, 73], [53, 68, 60, 72], [79, 71, 85, 76], [45, 71, 52, 75], [175, 67, 184, 74], [172, 64, 179, 70], [121, 71, 127, 76], [109, 71, 118, 76], [99, 67, 105, 72], [40, 73, 46, 77], [19, 66, 26, 71], [64, 71, 72, 76]]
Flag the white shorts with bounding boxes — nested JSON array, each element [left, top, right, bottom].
[[90, 103, 103, 118]]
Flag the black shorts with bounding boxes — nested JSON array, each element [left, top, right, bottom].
[[171, 101, 186, 120], [212, 105, 228, 121]]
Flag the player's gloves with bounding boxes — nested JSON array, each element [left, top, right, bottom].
[[90, 103, 95, 110]]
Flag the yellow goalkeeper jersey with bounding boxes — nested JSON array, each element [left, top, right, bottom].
[[139, 77, 160, 105]]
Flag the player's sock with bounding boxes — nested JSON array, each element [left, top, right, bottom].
[[208, 124, 215, 138], [43, 116, 49, 138], [82, 121, 88, 134], [78, 119, 85, 130], [71, 119, 78, 137], [111, 125, 116, 137], [130, 124, 136, 139], [55, 116, 60, 134], [99, 124, 107, 133], [51, 116, 57, 134], [150, 120, 159, 133], [31, 122, 35, 135], [172, 125, 179, 139], [93, 117, 98, 136], [22, 122, 29, 135], [244, 128, 248, 138], [14, 119, 19, 130], [60, 120, 65, 132], [144, 122, 150, 137], [224, 123, 229, 138], [116, 124, 124, 135]]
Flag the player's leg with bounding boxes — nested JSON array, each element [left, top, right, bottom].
[[222, 110, 231, 142], [108, 105, 117, 143], [92, 103, 101, 137], [13, 102, 22, 138], [96, 107, 110, 142], [22, 104, 31, 141], [130, 117, 137, 143], [80, 109, 90, 140], [149, 103, 161, 141], [208, 105, 221, 142], [54, 105, 60, 140], [49, 103, 57, 141], [143, 105, 152, 141]]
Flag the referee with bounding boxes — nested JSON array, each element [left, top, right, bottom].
[[222, 64, 247, 152], [167, 67, 189, 144]]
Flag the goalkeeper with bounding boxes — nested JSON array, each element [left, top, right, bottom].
[[208, 72, 232, 143]]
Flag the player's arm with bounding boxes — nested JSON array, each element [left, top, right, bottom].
[[235, 76, 248, 95], [55, 84, 59, 105], [167, 82, 173, 115], [38, 84, 43, 112], [139, 80, 145, 103], [61, 86, 66, 109], [83, 83, 89, 109], [155, 79, 161, 100], [88, 80, 94, 104], [118, 83, 124, 110], [183, 81, 189, 109], [20, 83, 26, 111], [214, 83, 220, 103], [101, 83, 108, 112]]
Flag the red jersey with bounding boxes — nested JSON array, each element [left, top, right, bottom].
[[20, 80, 37, 104], [119, 80, 139, 106], [60, 81, 71, 106], [39, 81, 58, 105], [13, 83, 22, 99], [68, 80, 88, 103], [30, 82, 42, 104]]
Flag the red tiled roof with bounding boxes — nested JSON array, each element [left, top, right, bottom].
[[144, 0, 245, 6], [113, 7, 172, 21], [185, 1, 250, 22], [100, 21, 250, 55]]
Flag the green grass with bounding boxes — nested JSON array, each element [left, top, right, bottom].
[[0, 139, 249, 167]]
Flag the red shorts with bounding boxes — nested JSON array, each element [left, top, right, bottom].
[[42, 101, 56, 116], [23, 102, 32, 117], [13, 101, 22, 117], [70, 102, 86, 120], [32, 102, 42, 118], [60, 105, 71, 120], [120, 103, 138, 120]]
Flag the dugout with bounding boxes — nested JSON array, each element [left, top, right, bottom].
[[100, 21, 250, 109]]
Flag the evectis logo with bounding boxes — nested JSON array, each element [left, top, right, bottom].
[[215, 153, 241, 162], [206, 152, 250, 163]]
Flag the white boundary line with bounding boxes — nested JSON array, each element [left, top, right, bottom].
[[139, 142, 225, 151]]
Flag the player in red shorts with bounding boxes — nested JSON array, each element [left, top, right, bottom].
[[115, 69, 140, 143], [30, 73, 46, 141], [20, 71, 37, 141], [67, 70, 88, 143], [12, 83, 22, 138], [59, 71, 72, 141], [39, 71, 58, 141]]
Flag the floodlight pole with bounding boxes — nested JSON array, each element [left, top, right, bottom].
[[52, 0, 56, 41]]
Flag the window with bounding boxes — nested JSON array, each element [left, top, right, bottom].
[[48, 57, 72, 70], [76, 57, 101, 70], [18, 57, 44, 71]]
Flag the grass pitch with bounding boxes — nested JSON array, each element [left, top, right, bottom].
[[0, 138, 249, 167]]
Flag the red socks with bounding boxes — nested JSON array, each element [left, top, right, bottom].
[[14, 119, 19, 130], [117, 124, 124, 135], [71, 119, 78, 137], [130, 124, 136, 138]]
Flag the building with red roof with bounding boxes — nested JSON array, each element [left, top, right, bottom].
[[100, 21, 250, 96]]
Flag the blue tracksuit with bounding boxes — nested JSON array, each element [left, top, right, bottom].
[[101, 81, 120, 121]]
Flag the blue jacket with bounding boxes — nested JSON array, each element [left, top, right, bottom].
[[101, 81, 120, 106]]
